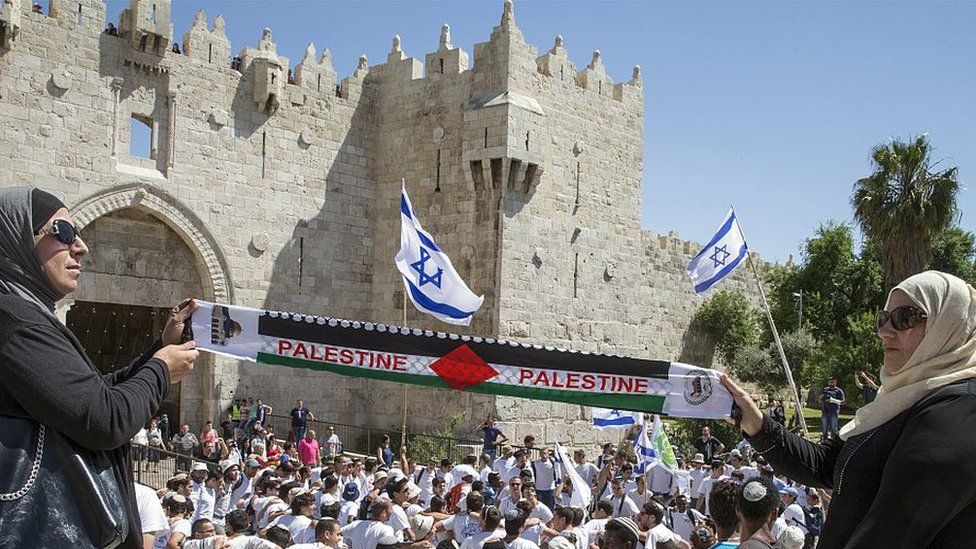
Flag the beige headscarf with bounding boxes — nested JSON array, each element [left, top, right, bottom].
[[839, 270, 976, 440]]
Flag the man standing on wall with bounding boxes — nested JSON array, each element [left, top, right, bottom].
[[693, 427, 724, 463], [477, 416, 508, 462], [291, 399, 315, 444], [820, 376, 845, 440]]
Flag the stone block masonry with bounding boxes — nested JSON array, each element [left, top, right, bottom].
[[0, 0, 762, 448]]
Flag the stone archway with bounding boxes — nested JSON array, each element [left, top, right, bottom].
[[65, 184, 234, 429], [70, 184, 232, 303]]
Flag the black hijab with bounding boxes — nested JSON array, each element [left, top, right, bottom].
[[0, 186, 68, 312]]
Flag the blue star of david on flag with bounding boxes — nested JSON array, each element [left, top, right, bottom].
[[394, 182, 484, 325], [592, 408, 644, 430], [709, 244, 731, 268], [687, 207, 749, 295], [411, 247, 444, 288]]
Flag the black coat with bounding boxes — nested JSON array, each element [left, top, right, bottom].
[[747, 378, 976, 548], [0, 294, 170, 548]]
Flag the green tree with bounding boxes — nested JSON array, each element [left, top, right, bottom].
[[852, 135, 960, 290], [930, 226, 976, 285], [691, 290, 760, 365]]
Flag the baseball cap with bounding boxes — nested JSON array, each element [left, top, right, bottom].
[[244, 458, 261, 468], [730, 449, 742, 458], [342, 482, 360, 501], [220, 460, 239, 474], [373, 470, 389, 483], [191, 462, 209, 472], [458, 465, 478, 480], [407, 481, 422, 500], [779, 486, 798, 497], [691, 453, 705, 464], [288, 487, 309, 500]]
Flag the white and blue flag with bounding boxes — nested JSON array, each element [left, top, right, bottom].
[[686, 207, 749, 294], [592, 408, 644, 430], [632, 415, 655, 474], [395, 183, 484, 325]]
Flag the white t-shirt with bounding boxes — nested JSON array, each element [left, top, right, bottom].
[[607, 494, 640, 518], [646, 523, 681, 547], [443, 513, 483, 541], [646, 465, 675, 495], [504, 537, 539, 549], [415, 467, 436, 504], [574, 462, 599, 487], [326, 434, 342, 456], [259, 500, 289, 529], [688, 469, 708, 496], [498, 494, 521, 516], [672, 469, 692, 496], [191, 483, 217, 521], [387, 503, 411, 541], [341, 520, 396, 549], [183, 537, 279, 549], [460, 528, 505, 549], [529, 502, 553, 524], [520, 524, 544, 546], [291, 543, 329, 549], [135, 483, 167, 535], [532, 458, 558, 490], [582, 518, 609, 546], [269, 513, 315, 544], [627, 488, 652, 510], [696, 475, 728, 515], [667, 507, 706, 543], [781, 502, 808, 534], [153, 518, 191, 549], [340, 500, 360, 525]]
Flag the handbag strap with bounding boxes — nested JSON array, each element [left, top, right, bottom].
[[0, 424, 45, 501]]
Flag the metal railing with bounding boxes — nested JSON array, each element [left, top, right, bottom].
[[130, 442, 221, 489], [263, 414, 483, 464]]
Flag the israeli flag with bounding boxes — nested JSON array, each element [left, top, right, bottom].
[[632, 415, 657, 474], [686, 207, 749, 294], [592, 408, 644, 430], [395, 183, 484, 325]]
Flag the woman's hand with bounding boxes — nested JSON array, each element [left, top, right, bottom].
[[721, 374, 764, 437], [162, 299, 198, 346], [154, 341, 199, 383]]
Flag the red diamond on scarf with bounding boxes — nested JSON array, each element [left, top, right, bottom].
[[429, 344, 498, 391]]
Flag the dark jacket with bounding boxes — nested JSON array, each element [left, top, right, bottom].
[[747, 378, 976, 548], [0, 294, 170, 548]]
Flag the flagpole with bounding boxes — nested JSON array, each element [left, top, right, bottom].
[[746, 251, 810, 438], [401, 180, 409, 453]]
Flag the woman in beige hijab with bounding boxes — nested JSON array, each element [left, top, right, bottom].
[[722, 270, 976, 547]]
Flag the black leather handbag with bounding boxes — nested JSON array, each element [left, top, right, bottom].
[[0, 417, 129, 548]]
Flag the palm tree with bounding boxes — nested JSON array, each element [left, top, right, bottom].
[[852, 135, 959, 289]]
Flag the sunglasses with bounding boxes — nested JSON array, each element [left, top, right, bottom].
[[36, 218, 78, 245], [877, 305, 927, 331]]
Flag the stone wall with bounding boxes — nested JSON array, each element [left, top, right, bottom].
[[0, 0, 764, 448]]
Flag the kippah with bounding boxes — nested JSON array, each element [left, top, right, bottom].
[[609, 517, 640, 541], [30, 188, 65, 234], [743, 480, 767, 502]]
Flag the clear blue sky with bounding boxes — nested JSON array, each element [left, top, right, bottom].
[[106, 0, 976, 263]]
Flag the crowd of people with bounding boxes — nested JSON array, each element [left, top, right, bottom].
[[134, 411, 826, 549]]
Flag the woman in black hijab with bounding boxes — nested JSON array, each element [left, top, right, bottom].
[[0, 186, 199, 548]]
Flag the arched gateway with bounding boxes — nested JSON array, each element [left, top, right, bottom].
[[62, 185, 233, 429]]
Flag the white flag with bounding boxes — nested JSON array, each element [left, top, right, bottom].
[[555, 442, 591, 510], [632, 415, 656, 474], [394, 183, 484, 325], [686, 207, 749, 294], [592, 408, 644, 430]]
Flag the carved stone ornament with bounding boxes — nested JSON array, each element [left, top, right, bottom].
[[604, 261, 616, 280], [299, 129, 315, 146], [207, 109, 228, 127], [51, 70, 73, 91], [573, 140, 585, 156], [433, 126, 445, 142], [251, 233, 269, 252]]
